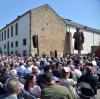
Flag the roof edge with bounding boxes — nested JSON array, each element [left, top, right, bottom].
[[64, 19, 100, 34], [0, 10, 31, 32]]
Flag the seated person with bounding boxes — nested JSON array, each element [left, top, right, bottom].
[[2, 79, 20, 99], [24, 74, 41, 98], [0, 82, 6, 95], [77, 63, 98, 96], [0, 68, 10, 84], [41, 72, 73, 99], [59, 67, 78, 99]]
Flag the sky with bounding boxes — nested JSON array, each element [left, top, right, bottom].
[[0, 0, 100, 29]]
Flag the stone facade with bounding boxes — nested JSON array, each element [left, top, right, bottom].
[[30, 4, 70, 56]]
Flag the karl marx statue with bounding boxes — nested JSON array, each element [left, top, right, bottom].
[[73, 27, 84, 54]]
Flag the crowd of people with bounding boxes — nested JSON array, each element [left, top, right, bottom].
[[0, 53, 100, 99]]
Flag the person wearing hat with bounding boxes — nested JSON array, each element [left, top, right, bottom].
[[73, 27, 84, 54]]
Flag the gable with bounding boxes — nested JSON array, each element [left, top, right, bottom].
[[31, 4, 66, 26]]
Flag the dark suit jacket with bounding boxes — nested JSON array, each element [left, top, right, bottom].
[[77, 74, 98, 95]]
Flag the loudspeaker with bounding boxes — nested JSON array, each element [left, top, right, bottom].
[[32, 35, 38, 48], [54, 50, 57, 57]]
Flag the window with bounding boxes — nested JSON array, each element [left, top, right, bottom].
[[7, 28, 9, 39], [23, 50, 27, 56], [11, 51, 13, 54], [2, 32, 3, 41], [15, 23, 18, 35], [11, 26, 13, 37], [4, 44, 6, 49], [7, 41, 9, 54], [4, 30, 6, 40], [11, 42, 13, 48], [15, 51, 18, 55], [23, 38, 27, 46], [15, 41, 18, 47], [0, 34, 1, 42], [4, 52, 6, 54]]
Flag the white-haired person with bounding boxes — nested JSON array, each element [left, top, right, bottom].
[[6, 69, 24, 91]]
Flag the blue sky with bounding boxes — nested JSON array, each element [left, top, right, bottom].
[[0, 0, 100, 29]]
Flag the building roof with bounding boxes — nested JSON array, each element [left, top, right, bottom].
[[0, 10, 31, 32], [64, 19, 100, 34], [0, 4, 66, 32]]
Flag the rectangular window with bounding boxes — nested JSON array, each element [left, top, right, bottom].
[[7, 28, 9, 39], [23, 50, 27, 56], [4, 30, 6, 40], [0, 33, 1, 42], [11, 26, 13, 37], [15, 51, 18, 55], [23, 38, 27, 46], [15, 41, 18, 47], [11, 51, 13, 54], [11, 42, 13, 48], [2, 32, 3, 41], [15, 23, 18, 35], [4, 44, 6, 49], [4, 52, 6, 54]]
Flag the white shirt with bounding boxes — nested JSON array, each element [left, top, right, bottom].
[[24, 66, 32, 74], [17, 65, 25, 74], [59, 78, 77, 86], [92, 61, 97, 66], [74, 69, 82, 78], [59, 78, 78, 99], [29, 85, 41, 97]]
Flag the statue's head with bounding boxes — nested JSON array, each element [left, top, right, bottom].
[[76, 27, 80, 32]]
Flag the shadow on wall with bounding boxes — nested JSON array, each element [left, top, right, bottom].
[[63, 31, 71, 56]]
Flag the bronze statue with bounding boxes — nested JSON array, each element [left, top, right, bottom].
[[73, 27, 84, 54]]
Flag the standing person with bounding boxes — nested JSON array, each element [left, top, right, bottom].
[[73, 27, 84, 54]]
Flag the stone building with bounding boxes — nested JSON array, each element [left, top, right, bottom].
[[0, 4, 100, 56]]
